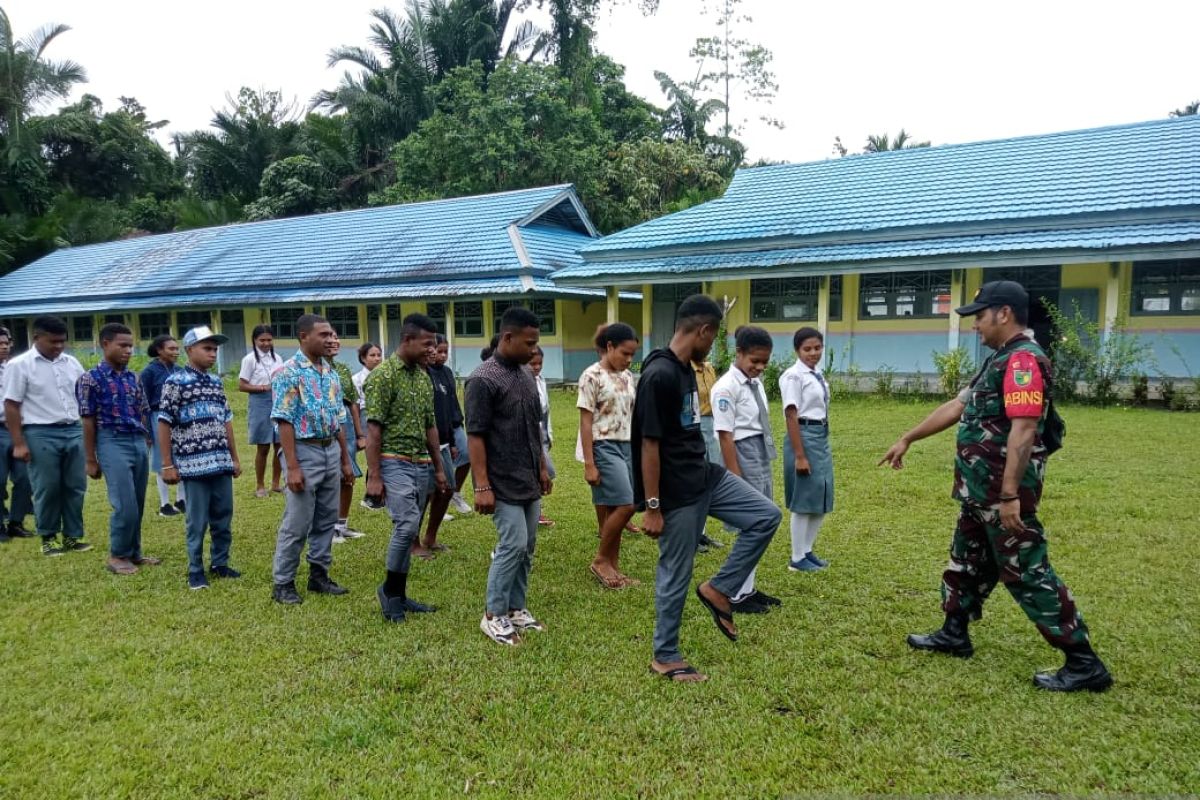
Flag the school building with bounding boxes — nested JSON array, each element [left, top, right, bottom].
[[553, 114, 1200, 379], [2, 115, 1197, 381], [0, 185, 640, 380]]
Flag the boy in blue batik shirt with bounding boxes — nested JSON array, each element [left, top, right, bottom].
[[158, 326, 242, 591]]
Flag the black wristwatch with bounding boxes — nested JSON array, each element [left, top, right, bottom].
[[646, 497, 660, 510]]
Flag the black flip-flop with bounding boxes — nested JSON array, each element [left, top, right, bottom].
[[651, 665, 707, 682], [695, 585, 737, 642]]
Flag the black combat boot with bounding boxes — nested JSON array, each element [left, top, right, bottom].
[[272, 581, 303, 605], [1033, 642, 1113, 692], [906, 613, 974, 658], [307, 564, 349, 595]]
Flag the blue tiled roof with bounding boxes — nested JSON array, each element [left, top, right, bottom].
[[564, 115, 1200, 278], [555, 221, 1200, 280], [0, 185, 601, 315]]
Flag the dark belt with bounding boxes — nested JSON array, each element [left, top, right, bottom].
[[382, 454, 433, 464], [298, 437, 335, 447], [24, 421, 80, 428], [798, 418, 828, 426]]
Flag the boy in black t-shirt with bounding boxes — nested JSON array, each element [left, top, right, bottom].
[[634, 295, 782, 683]]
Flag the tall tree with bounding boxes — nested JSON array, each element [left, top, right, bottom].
[[687, 0, 780, 137], [1169, 100, 1198, 117]]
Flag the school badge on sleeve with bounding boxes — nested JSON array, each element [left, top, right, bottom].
[[1003, 352, 1044, 418]]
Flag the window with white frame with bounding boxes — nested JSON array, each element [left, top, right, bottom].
[[268, 308, 303, 339], [453, 302, 484, 338], [426, 302, 448, 334], [71, 316, 94, 343], [1130, 259, 1200, 316], [859, 270, 952, 319]]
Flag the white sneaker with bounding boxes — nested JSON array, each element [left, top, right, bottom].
[[332, 531, 347, 544], [451, 493, 473, 514], [443, 512, 454, 522], [342, 527, 366, 539], [509, 608, 545, 632], [480, 613, 520, 645]]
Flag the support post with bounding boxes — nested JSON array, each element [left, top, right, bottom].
[[445, 302, 456, 372], [1102, 261, 1120, 341], [606, 285, 619, 324], [817, 275, 831, 337], [949, 269, 963, 351]]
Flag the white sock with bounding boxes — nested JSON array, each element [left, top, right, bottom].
[[156, 475, 171, 506], [336, 518, 347, 531], [806, 514, 826, 555], [731, 568, 757, 602], [790, 512, 810, 562], [176, 482, 186, 503]]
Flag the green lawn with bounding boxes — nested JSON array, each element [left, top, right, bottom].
[[1, 389, 1197, 798]]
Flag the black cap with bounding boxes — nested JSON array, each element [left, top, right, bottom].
[[955, 280, 1029, 316]]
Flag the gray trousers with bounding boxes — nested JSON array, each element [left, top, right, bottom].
[[382, 458, 432, 573], [0, 425, 32, 524], [486, 499, 540, 617], [96, 429, 149, 559], [184, 474, 233, 574], [23, 424, 86, 539], [272, 440, 340, 585], [654, 470, 782, 663]]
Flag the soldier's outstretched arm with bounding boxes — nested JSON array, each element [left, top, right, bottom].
[[878, 397, 966, 469]]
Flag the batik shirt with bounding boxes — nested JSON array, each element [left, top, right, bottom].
[[954, 334, 1052, 508], [270, 351, 344, 440], [365, 354, 435, 461], [329, 359, 358, 427], [576, 362, 635, 442], [158, 365, 235, 479], [77, 361, 149, 435]]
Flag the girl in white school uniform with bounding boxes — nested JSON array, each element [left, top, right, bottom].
[[711, 325, 782, 613], [779, 326, 833, 572], [237, 324, 284, 498]]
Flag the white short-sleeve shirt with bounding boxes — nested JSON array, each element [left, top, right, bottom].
[[352, 368, 371, 409], [2, 348, 84, 425], [779, 360, 829, 421], [239, 349, 282, 386], [711, 365, 769, 440]]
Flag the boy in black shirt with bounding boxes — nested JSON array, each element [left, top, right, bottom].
[[634, 295, 782, 682]]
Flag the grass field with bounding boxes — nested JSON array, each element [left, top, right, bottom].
[[1, 388, 1197, 798]]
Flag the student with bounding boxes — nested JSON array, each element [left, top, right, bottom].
[[269, 314, 355, 605], [467, 307, 551, 646], [140, 334, 187, 517], [352, 342, 385, 511], [0, 326, 34, 542], [780, 327, 834, 572], [78, 322, 159, 575], [578, 323, 639, 589], [529, 345, 556, 528], [326, 333, 367, 543], [239, 324, 284, 498], [691, 356, 725, 552], [3, 316, 88, 556], [634, 295, 781, 683], [364, 314, 448, 622], [417, 334, 469, 558], [711, 325, 783, 613], [158, 326, 242, 590]]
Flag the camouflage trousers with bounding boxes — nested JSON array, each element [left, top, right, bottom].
[[940, 502, 1089, 649]]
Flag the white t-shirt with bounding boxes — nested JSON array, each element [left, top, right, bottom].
[[711, 365, 769, 440], [779, 360, 829, 420], [2, 348, 84, 425], [352, 368, 371, 409], [239, 349, 283, 387]]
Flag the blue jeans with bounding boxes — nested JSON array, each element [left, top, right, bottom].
[[184, 474, 234, 574], [272, 440, 340, 584], [23, 424, 87, 539], [96, 429, 149, 559], [653, 470, 782, 663], [0, 425, 33, 525], [381, 459, 432, 573], [486, 499, 540, 617]]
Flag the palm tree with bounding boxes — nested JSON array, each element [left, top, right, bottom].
[[654, 70, 725, 145], [0, 8, 86, 159], [863, 128, 930, 153]]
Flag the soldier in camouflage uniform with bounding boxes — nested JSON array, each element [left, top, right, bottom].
[[879, 281, 1112, 692]]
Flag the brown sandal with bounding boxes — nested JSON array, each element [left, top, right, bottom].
[[589, 564, 625, 590]]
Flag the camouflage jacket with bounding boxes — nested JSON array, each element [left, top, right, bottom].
[[953, 334, 1052, 509]]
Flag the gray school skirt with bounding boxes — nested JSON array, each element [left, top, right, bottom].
[[590, 439, 633, 506], [735, 435, 774, 501], [783, 423, 834, 514], [247, 391, 278, 445]]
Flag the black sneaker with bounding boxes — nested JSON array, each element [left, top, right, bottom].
[[699, 534, 726, 549], [7, 521, 33, 538], [272, 582, 303, 604], [41, 537, 65, 557], [175, 499, 186, 513], [158, 504, 180, 517], [188, 571, 210, 590], [210, 565, 242, 579], [751, 590, 782, 607], [61, 537, 93, 552], [730, 595, 771, 614]]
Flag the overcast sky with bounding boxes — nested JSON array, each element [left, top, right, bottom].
[[7, 0, 1199, 163]]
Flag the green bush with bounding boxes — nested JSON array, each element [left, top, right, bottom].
[[1044, 298, 1152, 405], [932, 347, 976, 397]]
